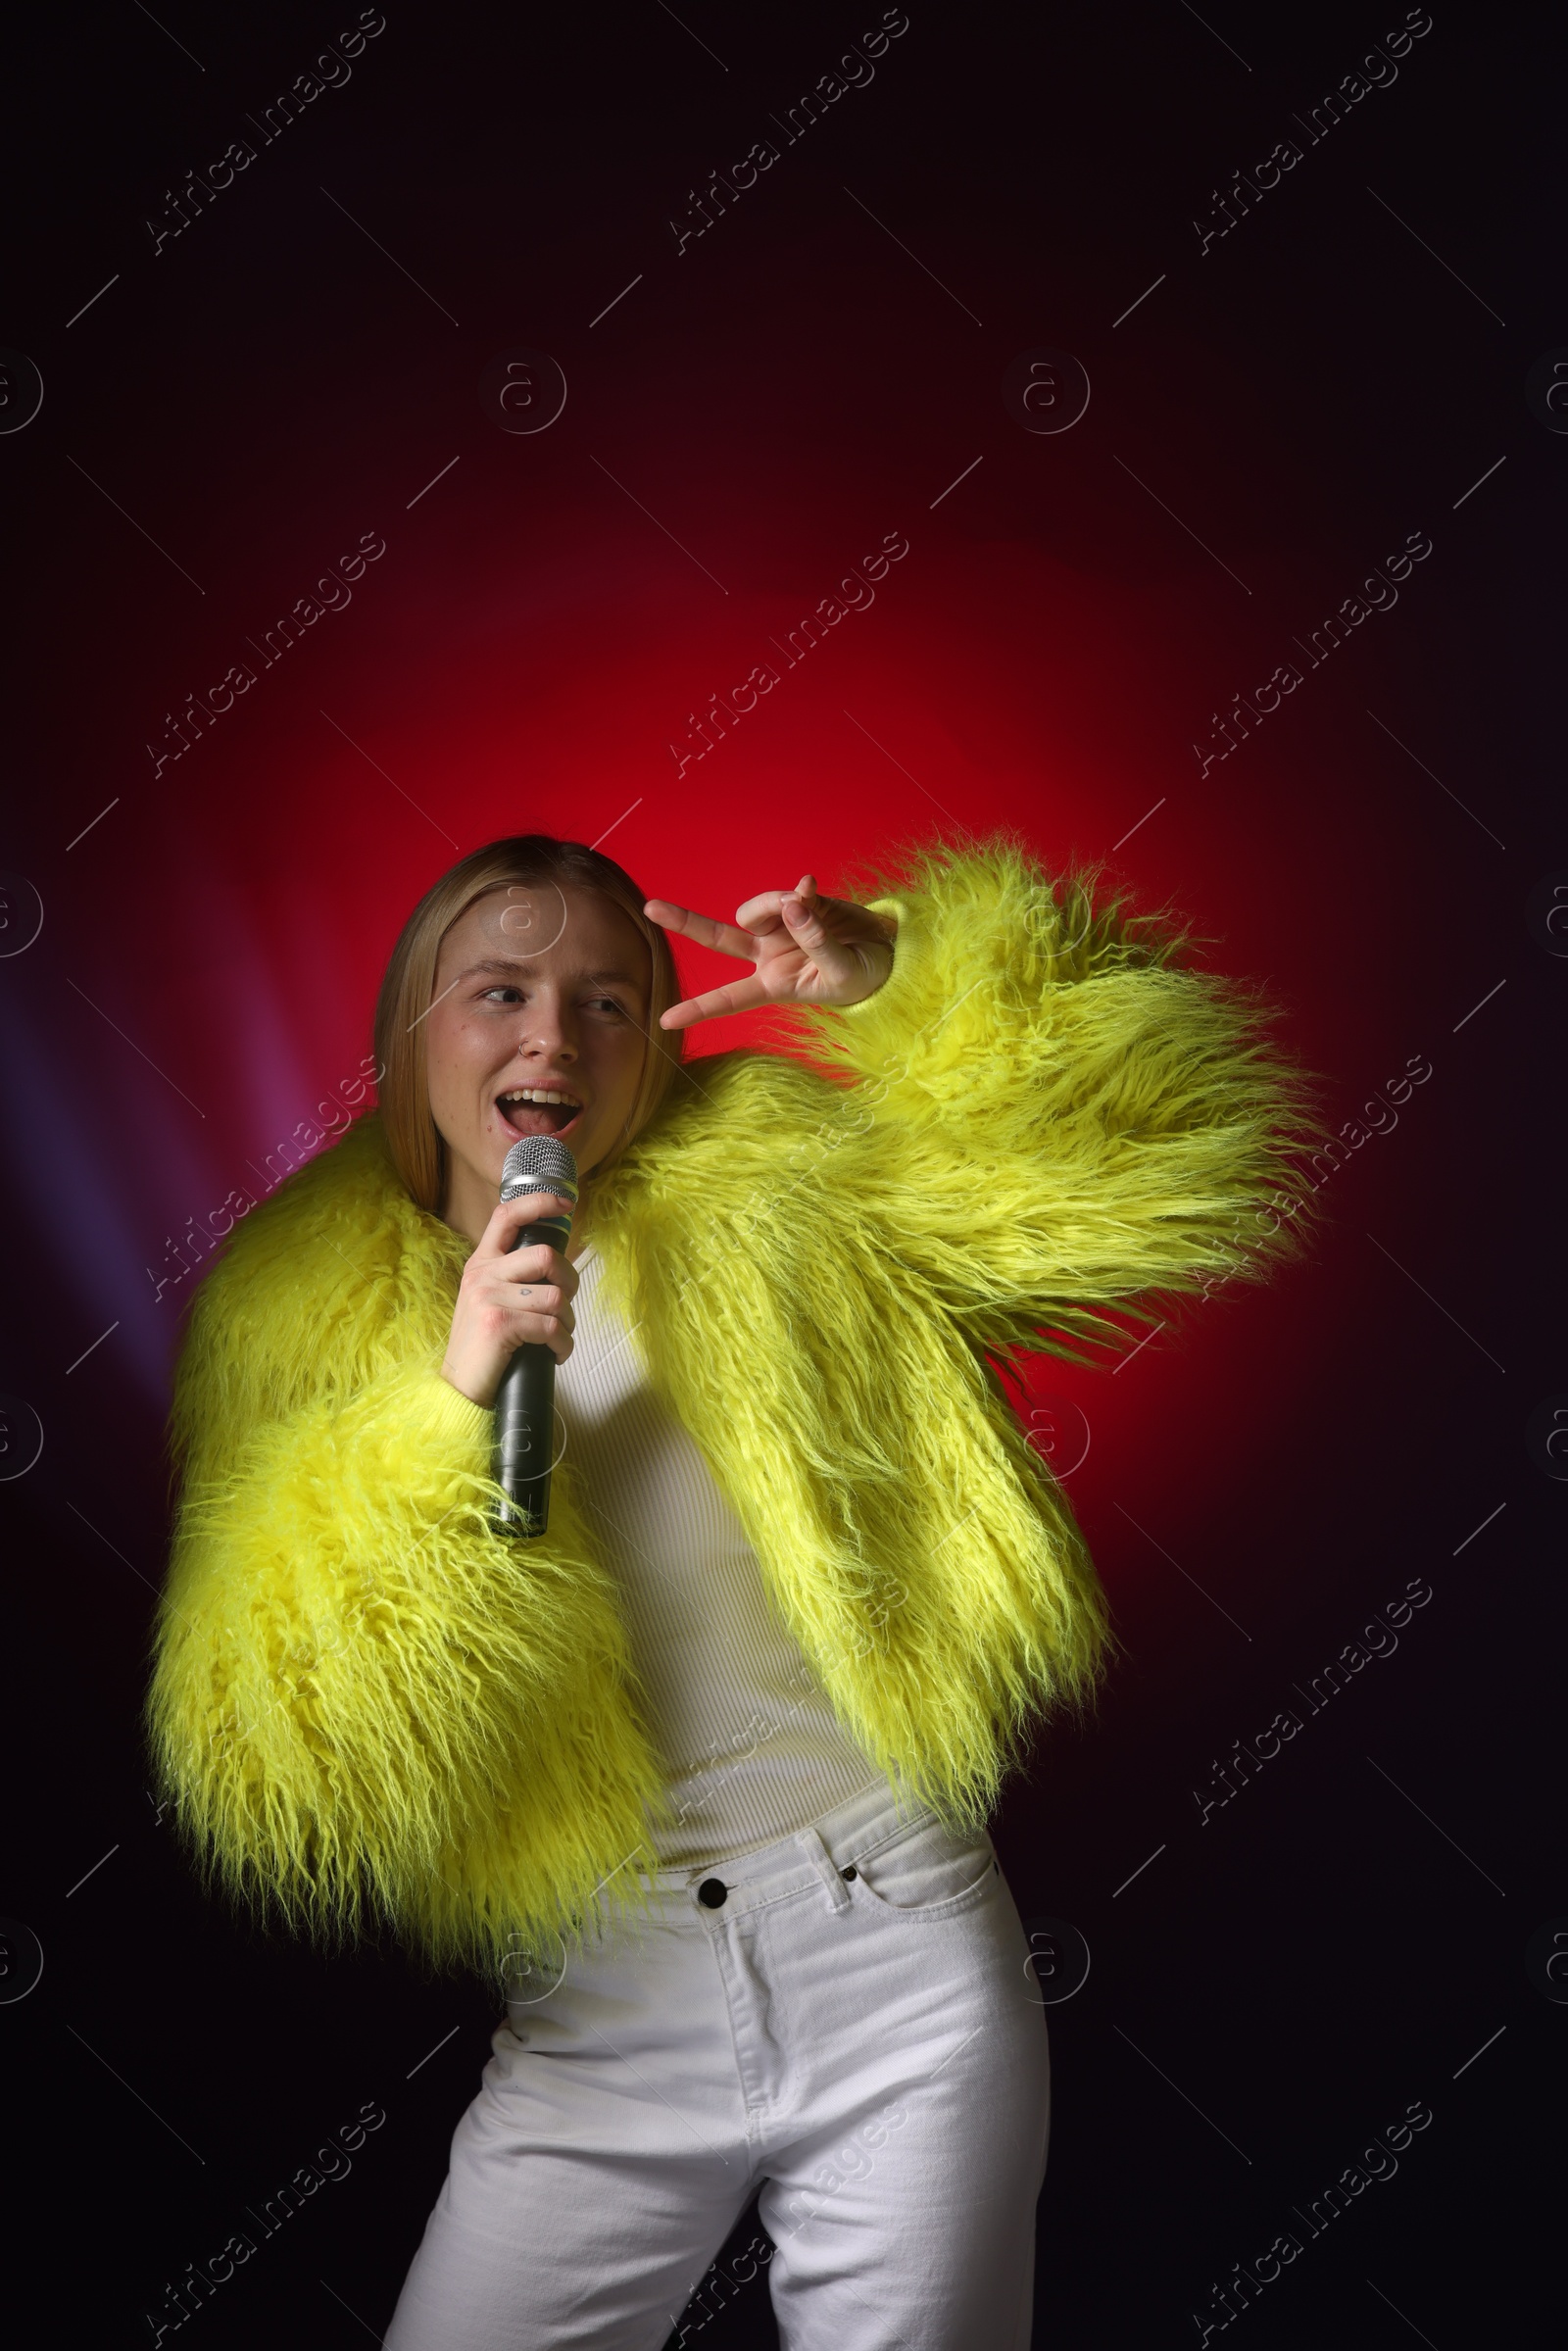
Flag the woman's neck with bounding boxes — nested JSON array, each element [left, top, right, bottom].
[[564, 1185, 593, 1263]]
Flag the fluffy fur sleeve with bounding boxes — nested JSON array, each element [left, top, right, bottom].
[[782, 834, 1327, 1360], [144, 1133, 664, 1971]]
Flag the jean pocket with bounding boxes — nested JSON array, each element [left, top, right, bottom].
[[847, 1810, 998, 1917]]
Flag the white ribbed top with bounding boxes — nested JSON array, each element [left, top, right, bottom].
[[554, 1245, 887, 1869]]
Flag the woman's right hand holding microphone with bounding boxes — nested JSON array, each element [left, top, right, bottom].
[[440, 1189, 579, 1409]]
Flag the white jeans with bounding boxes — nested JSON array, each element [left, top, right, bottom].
[[385, 1780, 1051, 2350]]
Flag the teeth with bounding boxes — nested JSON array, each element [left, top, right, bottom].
[[499, 1088, 579, 1107]]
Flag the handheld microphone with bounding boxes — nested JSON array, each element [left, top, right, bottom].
[[491, 1134, 579, 1539]]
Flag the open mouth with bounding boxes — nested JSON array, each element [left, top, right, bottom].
[[496, 1088, 583, 1140]]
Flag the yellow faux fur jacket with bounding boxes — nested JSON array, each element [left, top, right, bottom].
[[145, 838, 1317, 1973]]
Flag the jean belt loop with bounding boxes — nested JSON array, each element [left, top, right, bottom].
[[797, 1825, 853, 1914]]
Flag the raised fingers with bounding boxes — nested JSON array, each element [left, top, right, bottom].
[[643, 898, 760, 961], [658, 974, 774, 1031], [733, 874, 815, 933]]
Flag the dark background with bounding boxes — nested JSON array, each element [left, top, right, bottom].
[[1, 1, 1561, 2343]]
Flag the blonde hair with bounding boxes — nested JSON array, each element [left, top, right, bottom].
[[372, 835, 685, 1214]]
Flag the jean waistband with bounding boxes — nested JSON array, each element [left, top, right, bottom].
[[631, 1774, 958, 1912]]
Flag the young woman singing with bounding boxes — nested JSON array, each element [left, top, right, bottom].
[[145, 829, 1316, 2349]]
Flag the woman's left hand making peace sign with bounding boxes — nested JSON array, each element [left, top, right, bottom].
[[643, 873, 897, 1031]]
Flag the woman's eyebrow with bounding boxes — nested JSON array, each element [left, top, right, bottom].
[[453, 957, 647, 988]]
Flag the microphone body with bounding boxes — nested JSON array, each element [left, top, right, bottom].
[[491, 1136, 579, 1539]]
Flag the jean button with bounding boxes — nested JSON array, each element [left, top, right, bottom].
[[697, 1877, 728, 1909]]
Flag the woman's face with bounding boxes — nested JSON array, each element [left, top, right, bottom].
[[424, 881, 654, 1239]]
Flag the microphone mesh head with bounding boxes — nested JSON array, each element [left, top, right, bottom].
[[500, 1134, 579, 1205]]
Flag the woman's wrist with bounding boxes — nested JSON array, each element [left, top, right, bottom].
[[427, 1365, 496, 1433]]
